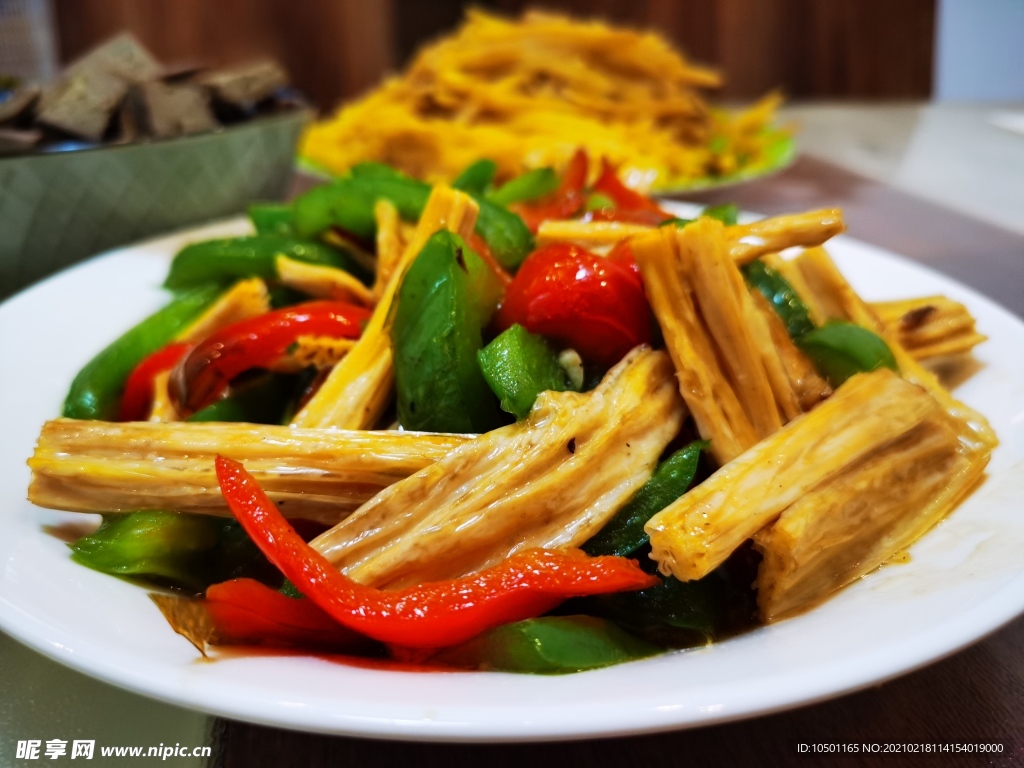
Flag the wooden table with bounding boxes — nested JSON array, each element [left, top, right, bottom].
[[211, 156, 1024, 766]]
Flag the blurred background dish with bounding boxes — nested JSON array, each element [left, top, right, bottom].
[[0, 25, 308, 299], [300, 10, 791, 191], [0, 109, 308, 299]]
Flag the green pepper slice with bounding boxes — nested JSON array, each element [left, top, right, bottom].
[[348, 161, 409, 180], [702, 203, 739, 225], [453, 159, 498, 196], [290, 183, 356, 241], [797, 321, 898, 386], [487, 168, 559, 207], [585, 192, 616, 212], [584, 440, 707, 557], [433, 615, 662, 674], [163, 235, 363, 290], [291, 170, 534, 269], [71, 512, 273, 592], [185, 373, 294, 424], [742, 260, 816, 339], [585, 573, 726, 640], [62, 285, 222, 420], [658, 216, 695, 228], [247, 203, 294, 236], [472, 196, 535, 269], [290, 176, 431, 241], [477, 324, 576, 420], [392, 231, 505, 433], [70, 511, 221, 591]]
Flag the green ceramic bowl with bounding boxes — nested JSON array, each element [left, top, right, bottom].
[[0, 109, 310, 299]]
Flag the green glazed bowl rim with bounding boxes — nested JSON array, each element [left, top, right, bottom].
[[0, 107, 314, 165]]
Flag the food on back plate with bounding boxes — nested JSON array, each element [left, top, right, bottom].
[[4, 33, 299, 154], [301, 10, 791, 192]]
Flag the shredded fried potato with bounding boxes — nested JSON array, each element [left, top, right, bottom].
[[301, 9, 788, 190]]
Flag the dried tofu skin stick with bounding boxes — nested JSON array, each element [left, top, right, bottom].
[[373, 198, 405, 300], [291, 186, 479, 429], [870, 296, 986, 360], [727, 209, 845, 265], [903, 333, 989, 360], [27, 419, 471, 524], [325, 229, 377, 276], [148, 371, 179, 422], [536, 220, 653, 249], [790, 246, 883, 328], [749, 290, 831, 413], [645, 369, 939, 582], [275, 255, 374, 307], [175, 277, 271, 345], [686, 219, 786, 437], [790, 247, 997, 452], [538, 209, 845, 258], [631, 219, 819, 464], [271, 336, 357, 373], [631, 224, 755, 463], [310, 347, 687, 588], [760, 252, 831, 328], [754, 411, 982, 620]]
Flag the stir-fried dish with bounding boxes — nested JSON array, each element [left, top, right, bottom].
[[301, 9, 791, 192], [27, 153, 995, 674]]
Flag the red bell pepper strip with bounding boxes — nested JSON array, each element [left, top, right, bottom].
[[214, 456, 658, 648], [171, 301, 370, 415], [203, 578, 371, 650], [119, 342, 192, 421], [496, 242, 650, 367], [591, 158, 672, 222], [511, 149, 589, 232]]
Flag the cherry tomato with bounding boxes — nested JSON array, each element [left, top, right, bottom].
[[606, 239, 642, 282], [496, 243, 650, 367]]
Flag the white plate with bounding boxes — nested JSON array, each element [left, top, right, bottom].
[[2, 212, 1023, 742]]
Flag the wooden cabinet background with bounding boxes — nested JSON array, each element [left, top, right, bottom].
[[54, 0, 935, 112]]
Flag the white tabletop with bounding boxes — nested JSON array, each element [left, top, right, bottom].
[[781, 102, 1024, 236]]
